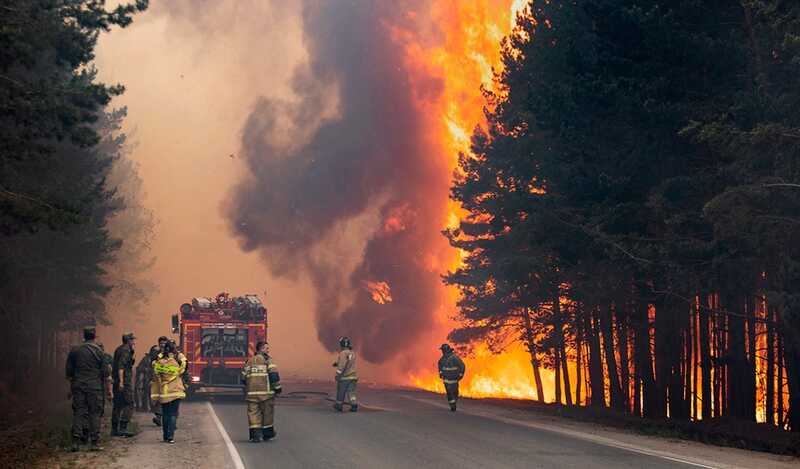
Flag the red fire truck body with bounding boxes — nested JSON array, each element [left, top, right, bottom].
[[171, 293, 267, 396]]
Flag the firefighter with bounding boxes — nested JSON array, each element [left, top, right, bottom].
[[65, 326, 112, 451], [438, 343, 465, 411], [112, 332, 136, 437], [242, 341, 282, 442], [151, 339, 186, 443], [332, 336, 358, 412], [151, 336, 168, 426]]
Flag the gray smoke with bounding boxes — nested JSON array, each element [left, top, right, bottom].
[[228, 0, 450, 364]]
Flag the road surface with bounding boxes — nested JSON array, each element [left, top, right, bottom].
[[203, 384, 729, 469]]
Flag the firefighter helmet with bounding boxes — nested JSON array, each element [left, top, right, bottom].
[[339, 336, 352, 349], [440, 343, 452, 353]]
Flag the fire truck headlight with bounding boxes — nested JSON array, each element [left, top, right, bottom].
[[191, 376, 200, 383]]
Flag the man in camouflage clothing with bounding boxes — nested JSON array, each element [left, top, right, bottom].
[[111, 332, 136, 437], [65, 326, 112, 451]]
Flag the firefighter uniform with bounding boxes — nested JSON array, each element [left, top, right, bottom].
[[334, 348, 358, 411], [242, 352, 281, 442], [112, 337, 135, 436], [151, 351, 186, 442], [148, 342, 165, 425], [438, 347, 465, 411], [65, 329, 111, 450]]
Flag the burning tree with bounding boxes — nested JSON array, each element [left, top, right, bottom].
[[448, 0, 800, 431]]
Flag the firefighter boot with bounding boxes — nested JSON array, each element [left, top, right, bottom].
[[350, 404, 358, 412], [249, 429, 262, 443], [333, 403, 343, 412], [262, 427, 276, 441], [89, 440, 104, 451], [70, 436, 81, 452], [450, 403, 457, 412], [118, 422, 133, 438]]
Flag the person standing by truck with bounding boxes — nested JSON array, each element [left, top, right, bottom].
[[333, 336, 358, 412], [438, 343, 465, 411], [242, 341, 282, 442], [65, 326, 112, 451], [152, 339, 186, 443], [112, 332, 136, 437]]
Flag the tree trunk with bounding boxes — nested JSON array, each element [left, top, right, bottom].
[[575, 314, 583, 406], [523, 308, 545, 402], [554, 346, 562, 405], [634, 301, 657, 417], [554, 296, 572, 406], [586, 307, 605, 407], [617, 304, 631, 413], [766, 307, 775, 425], [700, 292, 712, 420], [601, 303, 624, 410], [778, 327, 784, 428], [724, 292, 748, 419]]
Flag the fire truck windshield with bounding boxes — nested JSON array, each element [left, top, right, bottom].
[[200, 328, 248, 357]]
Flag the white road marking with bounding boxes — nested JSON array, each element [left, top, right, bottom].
[[206, 401, 246, 469], [403, 395, 726, 469]]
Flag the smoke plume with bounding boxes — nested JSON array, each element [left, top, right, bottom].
[[227, 1, 452, 364]]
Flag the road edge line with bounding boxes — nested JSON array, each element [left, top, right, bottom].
[[206, 401, 246, 469], [402, 395, 725, 469]]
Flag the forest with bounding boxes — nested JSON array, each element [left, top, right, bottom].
[[446, 0, 800, 432], [0, 0, 151, 397]]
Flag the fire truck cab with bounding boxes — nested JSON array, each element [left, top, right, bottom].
[[171, 292, 267, 397]]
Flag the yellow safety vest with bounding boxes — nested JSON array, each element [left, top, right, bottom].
[[151, 353, 186, 404]]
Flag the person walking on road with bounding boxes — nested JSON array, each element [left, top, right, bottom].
[[438, 343, 465, 411], [112, 332, 136, 437], [333, 336, 358, 412], [151, 339, 186, 443], [242, 341, 282, 442], [150, 336, 168, 426], [65, 326, 112, 451]]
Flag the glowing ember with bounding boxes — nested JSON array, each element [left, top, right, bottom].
[[364, 281, 393, 305]]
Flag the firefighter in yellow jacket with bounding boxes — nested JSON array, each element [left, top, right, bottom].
[[242, 341, 282, 442], [151, 340, 186, 443], [333, 336, 358, 412]]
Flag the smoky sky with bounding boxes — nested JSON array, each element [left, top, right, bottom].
[[227, 0, 451, 364]]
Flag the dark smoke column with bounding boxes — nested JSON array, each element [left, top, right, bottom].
[[227, 0, 450, 364]]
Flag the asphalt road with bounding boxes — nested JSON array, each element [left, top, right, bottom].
[[206, 384, 708, 469]]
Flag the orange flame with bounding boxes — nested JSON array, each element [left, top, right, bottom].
[[396, 0, 561, 400], [363, 280, 393, 305]]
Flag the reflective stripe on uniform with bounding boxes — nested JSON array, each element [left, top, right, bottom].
[[247, 391, 272, 396], [338, 376, 357, 381], [441, 367, 459, 371], [248, 372, 268, 377], [443, 379, 459, 384]]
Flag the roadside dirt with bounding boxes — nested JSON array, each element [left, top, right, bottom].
[[44, 402, 230, 469]]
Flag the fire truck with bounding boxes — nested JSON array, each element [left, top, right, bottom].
[[170, 292, 267, 397]]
